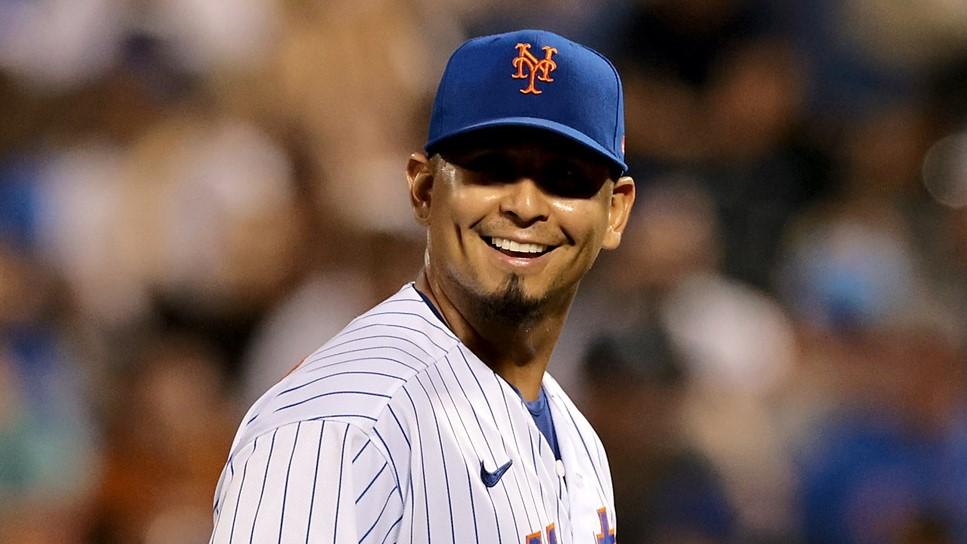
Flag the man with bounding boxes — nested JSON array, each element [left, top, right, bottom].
[[210, 29, 635, 543]]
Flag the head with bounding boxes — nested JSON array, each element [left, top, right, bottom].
[[581, 329, 687, 459], [408, 30, 635, 324]]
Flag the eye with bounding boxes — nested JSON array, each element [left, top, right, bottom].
[[541, 161, 602, 199], [463, 153, 517, 181]]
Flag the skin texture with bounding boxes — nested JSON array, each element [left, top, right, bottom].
[[407, 131, 635, 400]]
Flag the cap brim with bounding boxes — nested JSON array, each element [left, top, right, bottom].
[[425, 117, 627, 175]]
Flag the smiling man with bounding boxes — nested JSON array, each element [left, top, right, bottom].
[[211, 29, 635, 543]]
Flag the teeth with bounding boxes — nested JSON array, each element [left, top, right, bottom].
[[491, 237, 548, 254]]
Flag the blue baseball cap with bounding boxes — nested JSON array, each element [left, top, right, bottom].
[[425, 29, 627, 175]]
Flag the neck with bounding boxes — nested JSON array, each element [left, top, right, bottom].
[[415, 269, 573, 401]]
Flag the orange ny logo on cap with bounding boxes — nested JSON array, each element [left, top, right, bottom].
[[512, 43, 558, 95]]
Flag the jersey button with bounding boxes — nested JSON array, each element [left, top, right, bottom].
[[555, 460, 566, 478]]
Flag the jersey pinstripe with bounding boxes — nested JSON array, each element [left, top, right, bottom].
[[210, 283, 616, 543]]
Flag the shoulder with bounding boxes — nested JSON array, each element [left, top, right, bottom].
[[228, 283, 460, 458], [211, 418, 406, 543]]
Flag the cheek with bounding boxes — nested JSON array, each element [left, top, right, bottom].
[[551, 200, 610, 245], [439, 188, 502, 240], [428, 186, 493, 252], [448, 191, 488, 223]]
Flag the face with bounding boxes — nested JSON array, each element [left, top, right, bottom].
[[408, 130, 635, 321]]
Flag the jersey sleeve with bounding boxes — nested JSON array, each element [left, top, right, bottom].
[[210, 419, 404, 544]]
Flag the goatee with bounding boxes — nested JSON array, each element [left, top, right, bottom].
[[477, 275, 546, 325]]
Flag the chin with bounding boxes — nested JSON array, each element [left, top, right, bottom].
[[474, 275, 545, 324], [445, 262, 572, 324]]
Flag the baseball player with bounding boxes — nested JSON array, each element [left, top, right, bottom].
[[210, 29, 635, 543]]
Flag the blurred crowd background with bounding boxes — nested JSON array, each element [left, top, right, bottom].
[[1, 0, 966, 542]]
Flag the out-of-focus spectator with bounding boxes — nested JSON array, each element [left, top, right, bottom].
[[613, 0, 781, 166], [582, 329, 735, 544], [777, 98, 939, 338], [0, 241, 100, 543], [459, 0, 626, 52], [795, 305, 966, 544], [256, 0, 459, 234], [793, 0, 967, 120], [610, 0, 823, 287], [0, 0, 276, 91], [698, 39, 822, 287], [562, 178, 799, 539], [776, 87, 967, 539], [121, 107, 305, 337], [35, 141, 146, 329], [780, 211, 922, 335], [0, 0, 125, 90], [88, 335, 235, 544], [34, 85, 311, 373]]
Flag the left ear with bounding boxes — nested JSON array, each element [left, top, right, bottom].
[[602, 176, 635, 250]]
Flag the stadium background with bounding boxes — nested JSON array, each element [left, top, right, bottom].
[[1, 0, 966, 542]]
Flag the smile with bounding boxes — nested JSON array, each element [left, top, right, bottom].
[[486, 236, 556, 258]]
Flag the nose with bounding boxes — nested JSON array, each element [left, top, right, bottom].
[[499, 177, 550, 226]]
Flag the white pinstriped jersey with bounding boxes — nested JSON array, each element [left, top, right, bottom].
[[210, 283, 616, 543]]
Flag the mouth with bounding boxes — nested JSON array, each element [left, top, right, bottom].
[[484, 236, 557, 259]]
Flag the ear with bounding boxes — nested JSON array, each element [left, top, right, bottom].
[[602, 176, 636, 250], [407, 153, 434, 225]]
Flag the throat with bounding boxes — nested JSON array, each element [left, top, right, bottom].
[[470, 336, 550, 401], [415, 268, 568, 402]]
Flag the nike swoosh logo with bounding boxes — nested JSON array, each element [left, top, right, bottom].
[[480, 459, 513, 488]]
